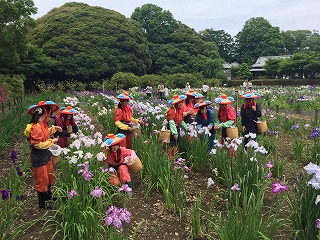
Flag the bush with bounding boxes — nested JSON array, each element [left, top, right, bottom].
[[0, 74, 24, 99]]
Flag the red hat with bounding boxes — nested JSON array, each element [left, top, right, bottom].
[[194, 92, 204, 99], [116, 92, 134, 100], [59, 106, 78, 115], [104, 133, 126, 147], [214, 94, 235, 105], [168, 94, 187, 106], [240, 91, 261, 99], [184, 89, 196, 97], [194, 100, 212, 109], [27, 100, 59, 115]]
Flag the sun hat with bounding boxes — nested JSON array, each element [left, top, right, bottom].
[[240, 91, 261, 99], [214, 94, 235, 105], [27, 100, 59, 115], [104, 133, 126, 147], [168, 94, 187, 106], [116, 91, 134, 101], [59, 106, 78, 115], [194, 92, 204, 99], [194, 100, 212, 109], [183, 89, 196, 97]]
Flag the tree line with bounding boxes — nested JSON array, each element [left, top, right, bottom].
[[0, 1, 319, 93]]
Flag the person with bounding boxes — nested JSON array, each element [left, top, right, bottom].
[[182, 89, 196, 124], [201, 82, 210, 97], [185, 82, 191, 90], [164, 85, 169, 100], [145, 86, 152, 98], [24, 101, 62, 209], [104, 133, 134, 197], [114, 92, 141, 149], [240, 91, 262, 146], [214, 94, 236, 143], [194, 100, 220, 152], [166, 94, 188, 159], [53, 106, 78, 148], [157, 82, 165, 100]]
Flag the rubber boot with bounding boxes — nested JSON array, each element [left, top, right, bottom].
[[47, 185, 57, 201], [37, 191, 53, 210]]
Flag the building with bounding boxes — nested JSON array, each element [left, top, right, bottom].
[[250, 55, 291, 79], [223, 62, 239, 80]]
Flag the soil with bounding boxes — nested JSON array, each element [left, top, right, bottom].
[[0, 109, 306, 240]]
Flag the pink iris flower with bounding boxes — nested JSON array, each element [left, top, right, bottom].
[[231, 183, 241, 191], [265, 161, 274, 169], [271, 182, 288, 193]]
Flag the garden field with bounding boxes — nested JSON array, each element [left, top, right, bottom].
[[0, 85, 320, 240]]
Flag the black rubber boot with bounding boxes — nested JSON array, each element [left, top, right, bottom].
[[47, 185, 57, 201], [37, 191, 53, 210]]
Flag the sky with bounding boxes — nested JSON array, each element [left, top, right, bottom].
[[32, 0, 320, 36]]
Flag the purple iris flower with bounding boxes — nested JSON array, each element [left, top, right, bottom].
[[11, 150, 17, 163], [271, 182, 288, 193], [16, 167, 23, 177], [0, 189, 12, 200]]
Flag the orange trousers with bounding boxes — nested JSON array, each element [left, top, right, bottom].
[[109, 165, 131, 186], [33, 159, 54, 192]]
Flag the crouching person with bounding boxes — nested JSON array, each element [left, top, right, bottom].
[[104, 133, 133, 197]]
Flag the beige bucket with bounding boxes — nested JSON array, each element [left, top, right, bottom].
[[226, 127, 239, 139], [159, 130, 171, 142], [257, 121, 268, 133], [67, 125, 73, 134], [128, 157, 143, 174], [132, 127, 141, 137], [52, 155, 61, 165]]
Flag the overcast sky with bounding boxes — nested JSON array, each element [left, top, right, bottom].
[[32, 0, 320, 36]]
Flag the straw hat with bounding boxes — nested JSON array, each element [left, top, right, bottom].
[[104, 133, 126, 147], [194, 100, 212, 109], [168, 94, 187, 106], [28, 100, 59, 115], [116, 91, 134, 101], [240, 91, 261, 99], [214, 94, 235, 105], [59, 106, 78, 115]]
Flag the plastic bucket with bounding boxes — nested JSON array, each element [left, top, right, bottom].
[[132, 127, 141, 137], [257, 121, 268, 133], [226, 127, 239, 139], [159, 130, 171, 141], [127, 157, 143, 174], [52, 155, 61, 164]]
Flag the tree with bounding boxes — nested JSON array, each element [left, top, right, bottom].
[[235, 17, 285, 64], [281, 30, 312, 54], [131, 4, 178, 44], [0, 0, 37, 72], [264, 58, 283, 77], [300, 31, 320, 52], [203, 58, 224, 78], [29, 2, 151, 81], [199, 29, 235, 62], [230, 64, 252, 80]]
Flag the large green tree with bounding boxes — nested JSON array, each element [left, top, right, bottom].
[[199, 29, 235, 62], [235, 17, 285, 64], [0, 0, 37, 72], [131, 4, 219, 75], [131, 3, 178, 44], [300, 31, 320, 52], [281, 30, 312, 54], [29, 2, 151, 81]]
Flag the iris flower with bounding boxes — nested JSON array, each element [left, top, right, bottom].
[[271, 182, 288, 193]]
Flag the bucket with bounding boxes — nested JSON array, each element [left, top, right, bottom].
[[159, 130, 171, 142], [127, 157, 143, 174], [132, 127, 141, 137], [67, 125, 73, 134], [257, 121, 268, 133], [49, 144, 62, 165], [52, 155, 61, 164], [226, 127, 239, 139]]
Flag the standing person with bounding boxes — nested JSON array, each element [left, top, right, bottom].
[[240, 91, 262, 146], [194, 100, 220, 152], [214, 94, 236, 143], [24, 101, 62, 209], [164, 85, 169, 100], [54, 106, 78, 148], [182, 89, 196, 124], [104, 133, 134, 197], [166, 94, 188, 159], [201, 82, 210, 97], [145, 86, 152, 98], [114, 92, 141, 149], [185, 82, 191, 90], [157, 82, 165, 100]]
